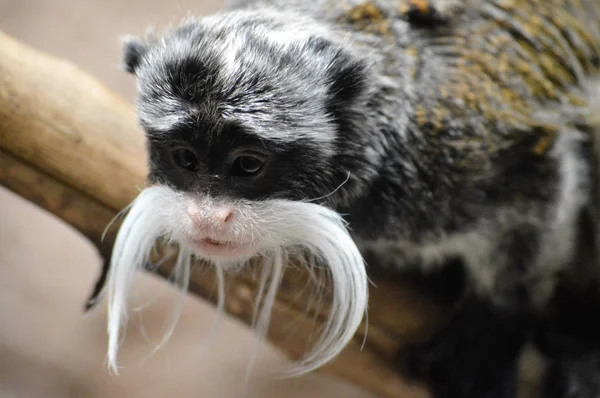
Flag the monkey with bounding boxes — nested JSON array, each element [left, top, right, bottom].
[[91, 0, 600, 397]]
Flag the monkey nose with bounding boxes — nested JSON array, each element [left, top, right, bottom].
[[187, 203, 233, 225], [212, 206, 233, 223]]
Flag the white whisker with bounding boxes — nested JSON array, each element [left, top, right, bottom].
[[245, 254, 285, 382], [148, 246, 192, 357], [101, 203, 133, 242], [105, 185, 368, 377], [306, 171, 352, 204]]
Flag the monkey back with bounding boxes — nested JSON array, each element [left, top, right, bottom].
[[331, 0, 600, 165]]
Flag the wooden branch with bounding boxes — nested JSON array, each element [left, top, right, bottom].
[[0, 30, 454, 398]]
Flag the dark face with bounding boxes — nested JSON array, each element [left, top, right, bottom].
[[123, 15, 368, 204], [145, 117, 334, 201]]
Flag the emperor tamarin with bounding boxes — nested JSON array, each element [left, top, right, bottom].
[[99, 0, 600, 397]]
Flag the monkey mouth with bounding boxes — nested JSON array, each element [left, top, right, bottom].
[[189, 237, 253, 258], [203, 237, 227, 246]]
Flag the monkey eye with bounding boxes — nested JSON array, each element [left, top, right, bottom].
[[172, 148, 199, 171], [230, 155, 264, 177]]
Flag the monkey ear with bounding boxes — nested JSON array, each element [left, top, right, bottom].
[[305, 37, 369, 106], [329, 56, 369, 106], [325, 52, 370, 122], [121, 35, 149, 74]]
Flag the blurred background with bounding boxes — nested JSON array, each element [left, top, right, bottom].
[[0, 1, 374, 397]]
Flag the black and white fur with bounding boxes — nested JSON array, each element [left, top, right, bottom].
[[101, 0, 600, 396]]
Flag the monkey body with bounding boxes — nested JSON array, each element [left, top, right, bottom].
[[217, 0, 600, 315], [116, 0, 600, 396]]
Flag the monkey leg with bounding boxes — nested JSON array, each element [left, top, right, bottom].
[[363, 225, 543, 398]]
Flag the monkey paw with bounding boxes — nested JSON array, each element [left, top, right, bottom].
[[542, 353, 600, 398], [395, 299, 526, 398], [397, 340, 519, 398]]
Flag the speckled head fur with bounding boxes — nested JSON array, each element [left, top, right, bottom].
[[123, 10, 371, 205]]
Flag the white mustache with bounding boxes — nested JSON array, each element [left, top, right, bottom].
[[105, 185, 369, 376]]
